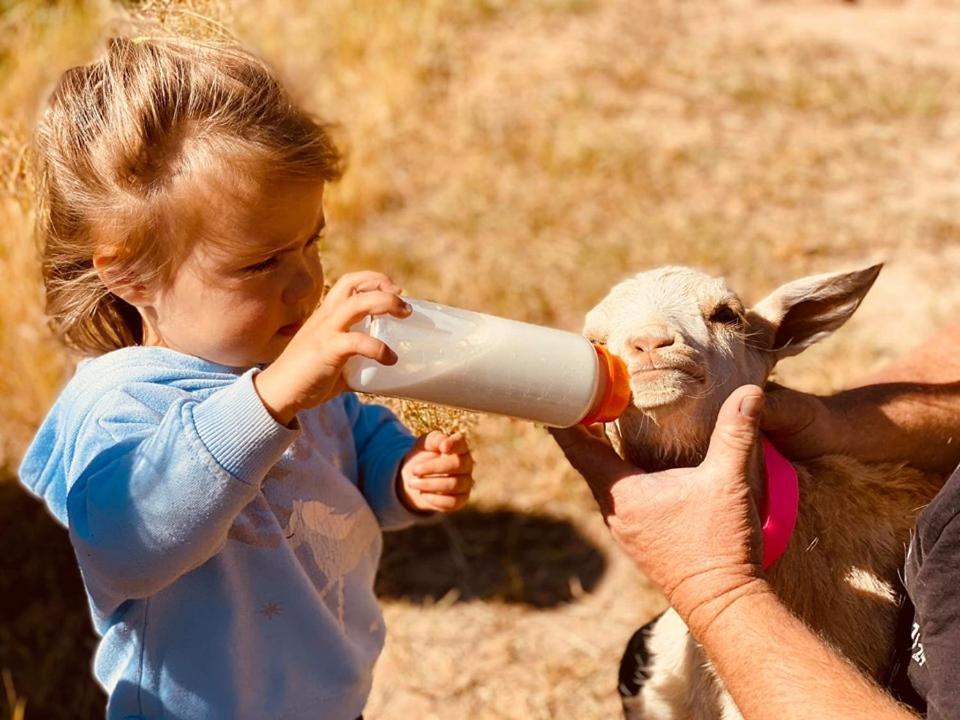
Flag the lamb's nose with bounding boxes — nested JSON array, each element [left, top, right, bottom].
[[628, 329, 675, 354]]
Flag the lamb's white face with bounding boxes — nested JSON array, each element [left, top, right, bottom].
[[585, 267, 768, 467], [585, 264, 881, 470]]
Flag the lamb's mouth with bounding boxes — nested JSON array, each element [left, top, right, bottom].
[[632, 366, 704, 380], [628, 366, 705, 409]]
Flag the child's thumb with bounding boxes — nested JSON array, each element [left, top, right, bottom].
[[701, 385, 764, 476]]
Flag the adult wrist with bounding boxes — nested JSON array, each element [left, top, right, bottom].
[[681, 576, 774, 646]]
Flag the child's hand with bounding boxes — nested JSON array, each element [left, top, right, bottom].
[[398, 431, 475, 513], [254, 271, 411, 426]]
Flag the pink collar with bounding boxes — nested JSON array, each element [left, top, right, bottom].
[[760, 438, 799, 570]]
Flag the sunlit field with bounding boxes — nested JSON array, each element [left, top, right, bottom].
[[3, 1, 960, 718]]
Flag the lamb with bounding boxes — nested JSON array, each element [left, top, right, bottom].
[[582, 264, 943, 720]]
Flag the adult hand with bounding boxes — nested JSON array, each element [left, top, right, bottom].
[[549, 385, 768, 639], [761, 382, 844, 460]]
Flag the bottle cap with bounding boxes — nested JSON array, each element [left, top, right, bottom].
[[580, 344, 631, 425]]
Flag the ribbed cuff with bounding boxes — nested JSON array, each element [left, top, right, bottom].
[[192, 368, 301, 486]]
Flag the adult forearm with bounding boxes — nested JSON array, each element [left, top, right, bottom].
[[698, 584, 918, 720], [857, 323, 960, 387], [823, 323, 960, 474], [826, 382, 960, 474]]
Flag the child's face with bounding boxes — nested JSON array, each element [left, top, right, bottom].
[[140, 175, 326, 367]]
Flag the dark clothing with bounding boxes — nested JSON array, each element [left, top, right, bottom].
[[890, 463, 960, 719]]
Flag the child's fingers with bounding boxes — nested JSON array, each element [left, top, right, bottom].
[[331, 375, 349, 396], [324, 271, 403, 306], [416, 492, 470, 512], [412, 452, 473, 477], [409, 474, 474, 495], [439, 432, 469, 455], [421, 430, 448, 453], [326, 332, 398, 367], [329, 291, 411, 331]]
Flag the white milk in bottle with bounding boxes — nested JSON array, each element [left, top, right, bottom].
[[342, 298, 630, 427]]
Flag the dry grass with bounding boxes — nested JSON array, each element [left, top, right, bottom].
[[3, 0, 960, 718]]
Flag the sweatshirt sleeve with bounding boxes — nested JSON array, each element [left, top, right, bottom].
[[63, 368, 299, 608], [341, 393, 420, 531]]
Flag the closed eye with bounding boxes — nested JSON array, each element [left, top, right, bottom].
[[243, 233, 322, 274], [305, 232, 322, 251], [244, 256, 277, 273]]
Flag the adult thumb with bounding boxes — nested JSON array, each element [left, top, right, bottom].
[[702, 385, 764, 475]]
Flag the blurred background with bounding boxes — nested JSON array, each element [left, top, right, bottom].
[[2, 0, 960, 718]]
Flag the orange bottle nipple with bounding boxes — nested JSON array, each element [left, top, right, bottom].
[[580, 344, 631, 425]]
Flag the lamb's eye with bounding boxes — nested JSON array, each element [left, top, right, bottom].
[[709, 304, 741, 326]]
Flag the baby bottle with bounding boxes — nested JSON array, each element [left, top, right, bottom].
[[342, 298, 631, 427]]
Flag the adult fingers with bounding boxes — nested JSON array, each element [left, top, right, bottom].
[[583, 423, 612, 442], [760, 383, 830, 459], [548, 425, 639, 514], [701, 385, 764, 478], [760, 383, 813, 433]]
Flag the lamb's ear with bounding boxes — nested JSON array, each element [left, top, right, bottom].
[[747, 264, 882, 360]]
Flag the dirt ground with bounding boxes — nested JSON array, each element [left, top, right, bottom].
[[2, 1, 960, 718]]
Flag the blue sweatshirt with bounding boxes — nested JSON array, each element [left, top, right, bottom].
[[18, 346, 419, 720]]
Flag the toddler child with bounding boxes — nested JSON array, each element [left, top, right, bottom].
[[18, 34, 474, 720]]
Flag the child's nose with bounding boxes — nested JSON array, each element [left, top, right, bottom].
[[283, 264, 320, 304]]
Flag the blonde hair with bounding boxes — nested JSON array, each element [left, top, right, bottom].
[[34, 34, 342, 356]]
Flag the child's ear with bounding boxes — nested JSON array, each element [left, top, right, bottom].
[[92, 254, 154, 307], [746, 264, 882, 361]]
